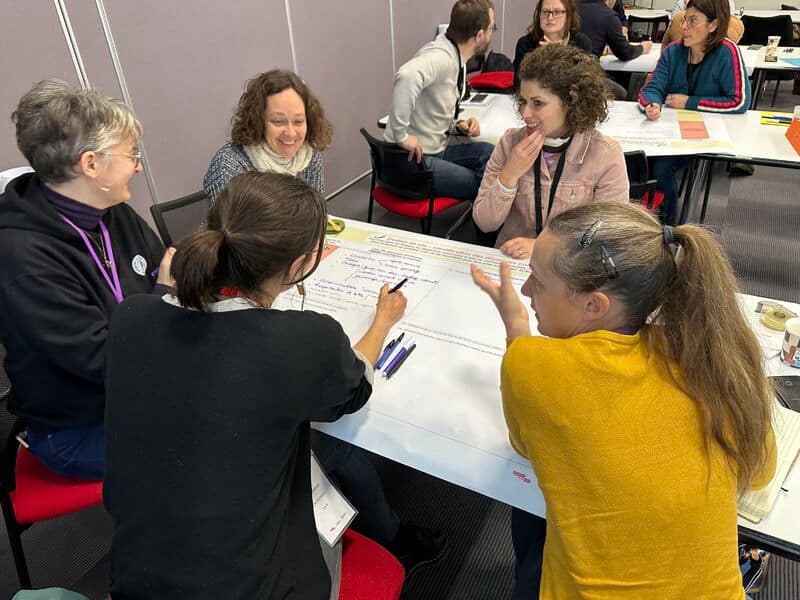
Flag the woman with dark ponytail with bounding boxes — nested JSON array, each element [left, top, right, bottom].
[[104, 172, 407, 600], [472, 201, 776, 599]]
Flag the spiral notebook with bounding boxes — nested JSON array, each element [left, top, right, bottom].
[[737, 399, 800, 523]]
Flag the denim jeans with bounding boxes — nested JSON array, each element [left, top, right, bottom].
[[651, 157, 694, 224], [25, 423, 105, 480], [312, 431, 400, 546], [510, 508, 547, 600], [425, 141, 495, 200]]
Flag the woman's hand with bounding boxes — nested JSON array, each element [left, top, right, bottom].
[[156, 247, 176, 286], [498, 129, 544, 189], [471, 262, 531, 340], [500, 237, 535, 260], [373, 284, 407, 331], [354, 284, 408, 366], [645, 103, 661, 121], [665, 94, 688, 109]]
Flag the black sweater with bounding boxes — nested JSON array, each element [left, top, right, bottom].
[[0, 173, 165, 430], [577, 0, 643, 60], [104, 295, 372, 600], [513, 31, 593, 88]]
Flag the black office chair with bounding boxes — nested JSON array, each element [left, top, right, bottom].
[[627, 15, 669, 42], [359, 128, 469, 237], [149, 191, 210, 246], [624, 151, 658, 208], [740, 15, 796, 106]]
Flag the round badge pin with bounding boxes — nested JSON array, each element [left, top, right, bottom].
[[131, 254, 147, 276]]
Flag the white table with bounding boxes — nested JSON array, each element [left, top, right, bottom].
[[461, 95, 799, 162], [751, 46, 800, 107], [625, 8, 669, 19], [298, 217, 800, 559], [600, 42, 761, 76]]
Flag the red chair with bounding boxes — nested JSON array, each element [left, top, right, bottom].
[[339, 529, 405, 600], [360, 128, 470, 237], [0, 348, 104, 589], [468, 71, 513, 93], [468, 51, 514, 94]]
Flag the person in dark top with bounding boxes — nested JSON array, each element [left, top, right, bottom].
[[513, 0, 593, 88], [0, 79, 173, 479], [577, 0, 652, 60], [104, 172, 407, 599]]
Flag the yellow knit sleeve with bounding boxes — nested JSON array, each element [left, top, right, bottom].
[[501, 340, 530, 459]]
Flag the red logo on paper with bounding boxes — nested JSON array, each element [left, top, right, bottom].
[[512, 470, 531, 484]]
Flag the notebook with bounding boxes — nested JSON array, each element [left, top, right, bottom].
[[737, 399, 800, 523]]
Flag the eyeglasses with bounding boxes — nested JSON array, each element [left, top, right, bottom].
[[541, 9, 567, 18], [578, 219, 620, 281], [485, 23, 499, 33], [99, 149, 142, 168], [682, 16, 708, 28]]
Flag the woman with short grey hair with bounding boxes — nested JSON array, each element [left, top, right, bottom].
[[0, 79, 174, 479]]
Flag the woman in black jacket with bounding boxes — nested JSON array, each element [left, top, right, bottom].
[[513, 0, 592, 88]]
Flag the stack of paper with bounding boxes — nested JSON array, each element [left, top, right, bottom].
[[738, 400, 800, 523]]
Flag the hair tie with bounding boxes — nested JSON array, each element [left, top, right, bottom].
[[663, 225, 675, 246]]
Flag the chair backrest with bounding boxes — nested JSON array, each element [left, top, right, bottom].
[[628, 15, 669, 42], [149, 191, 210, 247], [0, 344, 22, 492], [359, 129, 433, 200], [0, 167, 34, 195], [740, 15, 794, 46], [624, 151, 656, 199]]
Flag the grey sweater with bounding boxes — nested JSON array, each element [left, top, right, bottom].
[[384, 34, 462, 155], [202, 142, 325, 203]]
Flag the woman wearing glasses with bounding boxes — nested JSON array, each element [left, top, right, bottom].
[[0, 79, 173, 479], [472, 202, 775, 599], [512, 0, 592, 88], [639, 0, 749, 224]]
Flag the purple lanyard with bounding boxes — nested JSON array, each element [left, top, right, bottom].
[[59, 213, 124, 304]]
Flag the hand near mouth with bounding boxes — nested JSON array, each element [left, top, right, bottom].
[[499, 127, 545, 188]]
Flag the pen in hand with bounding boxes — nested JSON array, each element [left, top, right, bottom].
[[389, 277, 408, 293]]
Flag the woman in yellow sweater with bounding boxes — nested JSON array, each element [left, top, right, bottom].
[[472, 202, 776, 599]]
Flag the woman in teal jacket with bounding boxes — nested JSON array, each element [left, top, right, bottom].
[[638, 0, 750, 224]]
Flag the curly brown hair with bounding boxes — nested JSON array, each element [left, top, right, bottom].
[[516, 44, 610, 134], [526, 0, 581, 40], [230, 70, 333, 151]]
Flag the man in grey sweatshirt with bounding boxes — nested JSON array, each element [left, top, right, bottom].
[[385, 0, 496, 201]]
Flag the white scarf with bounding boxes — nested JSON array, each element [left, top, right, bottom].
[[244, 141, 313, 177]]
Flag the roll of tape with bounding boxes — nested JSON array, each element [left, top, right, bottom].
[[761, 306, 795, 330]]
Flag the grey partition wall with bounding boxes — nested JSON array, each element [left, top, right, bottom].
[[291, 0, 394, 194], [392, 0, 456, 66], [0, 2, 80, 169], [502, 0, 535, 57]]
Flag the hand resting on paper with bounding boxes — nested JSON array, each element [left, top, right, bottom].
[[471, 261, 531, 340]]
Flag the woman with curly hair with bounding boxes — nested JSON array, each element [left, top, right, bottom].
[[203, 70, 333, 202], [473, 44, 629, 257], [512, 0, 592, 89]]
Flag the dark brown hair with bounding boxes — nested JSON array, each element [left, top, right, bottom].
[[172, 171, 326, 311], [527, 0, 581, 40], [547, 202, 773, 493], [516, 44, 610, 134], [686, 0, 730, 52], [229, 70, 333, 151], [446, 0, 494, 44]]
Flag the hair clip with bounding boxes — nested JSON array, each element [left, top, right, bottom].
[[578, 219, 604, 248], [599, 245, 620, 280]]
